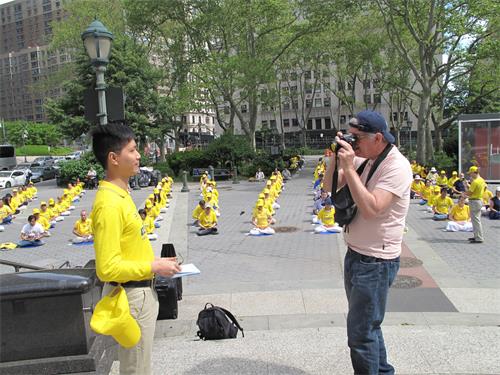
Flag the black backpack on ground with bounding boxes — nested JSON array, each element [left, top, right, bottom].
[[196, 303, 244, 340]]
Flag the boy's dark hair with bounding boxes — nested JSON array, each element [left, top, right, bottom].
[[90, 123, 136, 169], [199, 200, 205, 206], [138, 209, 146, 216], [28, 215, 36, 222]]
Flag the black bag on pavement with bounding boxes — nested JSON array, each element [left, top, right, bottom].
[[155, 276, 178, 320], [161, 243, 183, 301], [196, 303, 244, 340]]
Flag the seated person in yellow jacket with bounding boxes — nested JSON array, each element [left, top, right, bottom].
[[145, 201, 161, 228], [436, 170, 448, 187], [192, 200, 205, 226], [0, 198, 15, 225], [314, 197, 342, 233], [39, 201, 56, 227], [445, 195, 473, 232], [197, 204, 218, 236], [72, 210, 93, 243], [427, 186, 442, 213], [419, 179, 433, 205], [139, 208, 157, 241], [147, 194, 163, 221], [432, 187, 454, 220], [48, 198, 67, 220], [250, 200, 275, 235], [410, 175, 424, 199], [32, 208, 51, 236], [481, 186, 493, 216]]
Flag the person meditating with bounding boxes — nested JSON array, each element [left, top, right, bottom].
[[250, 200, 275, 236], [72, 210, 93, 243], [18, 215, 48, 247], [432, 187, 454, 220], [444, 195, 473, 232], [139, 209, 157, 241], [197, 204, 218, 236], [314, 197, 342, 234]]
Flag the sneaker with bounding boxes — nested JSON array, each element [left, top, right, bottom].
[[469, 239, 483, 243], [468, 237, 476, 241]]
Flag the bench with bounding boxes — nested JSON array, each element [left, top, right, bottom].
[[192, 168, 231, 181]]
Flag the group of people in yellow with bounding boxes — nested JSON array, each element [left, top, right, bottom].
[[311, 160, 341, 234], [191, 172, 220, 235], [0, 183, 38, 231], [249, 170, 284, 236], [140, 176, 174, 241], [409, 163, 495, 242]]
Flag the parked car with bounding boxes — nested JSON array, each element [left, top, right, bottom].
[[52, 156, 67, 169], [16, 162, 32, 171], [30, 166, 57, 183], [32, 156, 55, 167], [65, 151, 84, 160], [0, 169, 27, 188]]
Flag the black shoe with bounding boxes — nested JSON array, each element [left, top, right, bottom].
[[469, 239, 483, 243], [468, 237, 475, 241]]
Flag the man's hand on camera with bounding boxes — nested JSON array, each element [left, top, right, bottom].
[[151, 258, 181, 278], [335, 135, 356, 172]]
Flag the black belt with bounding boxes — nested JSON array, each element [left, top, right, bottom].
[[348, 248, 399, 263], [109, 279, 154, 288]]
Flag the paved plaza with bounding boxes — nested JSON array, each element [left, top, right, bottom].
[[1, 157, 499, 374]]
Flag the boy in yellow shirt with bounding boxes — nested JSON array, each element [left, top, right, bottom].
[[419, 179, 433, 206], [314, 198, 342, 233], [90, 123, 179, 374], [410, 175, 424, 199], [32, 208, 51, 236], [191, 200, 205, 226], [197, 204, 218, 235], [72, 210, 93, 243], [432, 188, 454, 220], [139, 209, 157, 241], [250, 200, 275, 236]]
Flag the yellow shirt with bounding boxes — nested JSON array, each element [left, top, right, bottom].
[[253, 210, 270, 228], [74, 218, 93, 236], [448, 176, 459, 188], [40, 208, 53, 221], [450, 204, 470, 221], [469, 176, 486, 200], [142, 216, 156, 235], [198, 209, 217, 228], [317, 207, 336, 226], [49, 204, 61, 215], [421, 186, 433, 201], [0, 205, 12, 219], [192, 205, 204, 220], [37, 215, 50, 231], [91, 180, 153, 283], [411, 181, 424, 193], [436, 176, 448, 186], [482, 190, 493, 205], [433, 196, 454, 214]]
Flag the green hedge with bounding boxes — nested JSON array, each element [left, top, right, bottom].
[[16, 145, 73, 156], [57, 153, 104, 186]]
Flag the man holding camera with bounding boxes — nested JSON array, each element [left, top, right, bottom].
[[324, 110, 412, 375]]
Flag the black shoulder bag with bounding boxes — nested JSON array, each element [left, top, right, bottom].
[[331, 143, 393, 227]]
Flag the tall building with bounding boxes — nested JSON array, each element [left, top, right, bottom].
[[221, 66, 418, 149], [0, 0, 70, 122]]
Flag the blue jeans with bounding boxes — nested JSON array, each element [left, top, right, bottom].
[[433, 213, 448, 221], [344, 248, 400, 375], [17, 240, 44, 248]]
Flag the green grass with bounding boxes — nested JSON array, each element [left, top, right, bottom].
[[15, 145, 73, 156]]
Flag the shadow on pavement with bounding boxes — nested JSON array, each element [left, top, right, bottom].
[[183, 357, 310, 375]]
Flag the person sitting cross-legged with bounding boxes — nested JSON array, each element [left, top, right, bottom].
[[139, 208, 157, 241], [72, 210, 93, 243], [312, 189, 329, 223], [0, 198, 15, 225], [197, 204, 218, 236], [32, 208, 51, 236], [432, 187, 454, 220], [444, 195, 473, 232], [249, 200, 275, 236], [17, 215, 48, 247], [314, 197, 342, 234], [488, 186, 500, 220], [191, 200, 205, 226]]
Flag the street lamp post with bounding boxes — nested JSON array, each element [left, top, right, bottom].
[[81, 19, 114, 126]]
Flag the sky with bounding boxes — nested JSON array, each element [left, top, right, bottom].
[[0, 0, 13, 5]]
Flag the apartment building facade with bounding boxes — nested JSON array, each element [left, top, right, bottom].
[[0, 0, 70, 122]]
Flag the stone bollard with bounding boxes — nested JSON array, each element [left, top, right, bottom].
[[232, 165, 239, 184], [181, 170, 190, 192]]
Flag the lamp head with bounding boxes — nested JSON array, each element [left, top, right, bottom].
[[81, 19, 114, 65]]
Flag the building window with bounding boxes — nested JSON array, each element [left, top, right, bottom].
[[241, 104, 247, 113], [338, 81, 344, 91], [261, 120, 268, 129], [363, 79, 371, 89], [325, 118, 332, 129], [307, 119, 313, 130], [270, 119, 276, 129], [323, 70, 329, 78], [373, 93, 381, 104], [305, 99, 312, 108], [290, 72, 297, 80], [315, 118, 322, 130], [305, 84, 312, 94], [283, 119, 290, 127], [292, 99, 298, 109], [314, 98, 322, 107], [324, 98, 331, 107], [372, 79, 380, 89], [292, 118, 298, 127], [347, 80, 354, 90], [364, 94, 372, 104], [290, 85, 297, 93], [283, 101, 290, 110], [304, 70, 312, 79], [340, 115, 346, 124], [323, 82, 330, 92]]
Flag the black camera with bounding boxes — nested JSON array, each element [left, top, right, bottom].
[[330, 134, 358, 153]]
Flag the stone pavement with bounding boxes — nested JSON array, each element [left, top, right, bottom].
[[1, 159, 499, 374]]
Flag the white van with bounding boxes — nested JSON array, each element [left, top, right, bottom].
[[0, 145, 16, 170]]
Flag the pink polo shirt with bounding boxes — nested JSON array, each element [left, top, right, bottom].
[[344, 146, 412, 259]]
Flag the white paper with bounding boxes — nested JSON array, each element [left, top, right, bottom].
[[171, 263, 200, 279]]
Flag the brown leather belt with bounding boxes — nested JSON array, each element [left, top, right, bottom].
[[110, 279, 154, 288]]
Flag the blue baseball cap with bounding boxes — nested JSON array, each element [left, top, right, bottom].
[[349, 110, 395, 144], [322, 197, 333, 206]]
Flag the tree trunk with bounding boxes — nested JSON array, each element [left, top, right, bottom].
[[425, 123, 434, 163], [416, 88, 431, 164], [158, 137, 166, 162]]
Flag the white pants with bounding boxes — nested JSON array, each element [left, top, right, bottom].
[[55, 216, 64, 221], [312, 215, 319, 224], [314, 225, 342, 233], [426, 206, 433, 213], [69, 205, 75, 210], [0, 225, 4, 232], [148, 233, 158, 241], [155, 215, 164, 221], [18, 205, 27, 211], [72, 235, 93, 243], [445, 221, 473, 232], [249, 227, 275, 235], [272, 202, 280, 209], [160, 208, 167, 213], [61, 211, 70, 216]]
